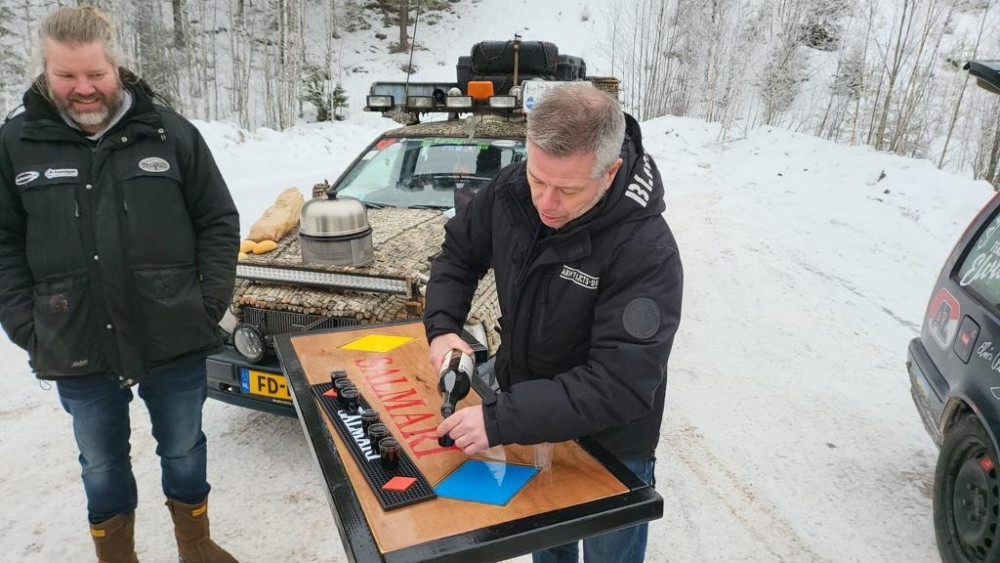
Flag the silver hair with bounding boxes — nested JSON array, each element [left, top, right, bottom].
[[39, 6, 125, 70], [526, 83, 626, 178]]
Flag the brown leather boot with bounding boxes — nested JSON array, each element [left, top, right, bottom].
[[90, 512, 139, 563], [165, 498, 238, 563]]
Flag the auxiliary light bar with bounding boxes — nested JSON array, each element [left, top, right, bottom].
[[236, 264, 409, 295], [488, 96, 517, 108], [406, 96, 435, 109], [366, 95, 394, 109], [445, 95, 473, 109]]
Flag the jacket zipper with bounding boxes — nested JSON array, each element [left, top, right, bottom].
[[534, 273, 551, 341], [514, 222, 542, 288], [502, 192, 539, 381], [509, 220, 550, 381]]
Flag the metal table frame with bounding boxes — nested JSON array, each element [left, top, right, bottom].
[[275, 324, 662, 563]]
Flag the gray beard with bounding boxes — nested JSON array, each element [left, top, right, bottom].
[[48, 85, 121, 132], [67, 104, 111, 128]]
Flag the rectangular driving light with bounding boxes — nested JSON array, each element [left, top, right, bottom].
[[236, 264, 409, 295], [406, 96, 435, 109], [488, 95, 517, 108], [366, 95, 394, 109], [445, 95, 473, 109]]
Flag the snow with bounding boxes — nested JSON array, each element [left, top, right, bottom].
[[2, 1, 998, 561], [3, 110, 991, 561]]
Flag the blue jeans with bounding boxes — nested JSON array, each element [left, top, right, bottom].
[[533, 456, 656, 563], [56, 355, 211, 523]]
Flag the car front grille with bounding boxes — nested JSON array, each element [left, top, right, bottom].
[[243, 307, 363, 343]]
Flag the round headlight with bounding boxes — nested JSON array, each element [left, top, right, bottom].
[[233, 323, 265, 363]]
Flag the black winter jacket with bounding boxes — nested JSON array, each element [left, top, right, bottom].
[[0, 72, 239, 382], [424, 114, 683, 459]]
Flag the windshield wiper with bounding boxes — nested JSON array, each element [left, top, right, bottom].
[[407, 204, 450, 210]]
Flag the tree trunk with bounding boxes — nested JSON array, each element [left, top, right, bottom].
[[399, 0, 409, 51], [939, 1, 991, 168], [874, 0, 912, 150], [172, 0, 187, 47], [985, 111, 1000, 188]]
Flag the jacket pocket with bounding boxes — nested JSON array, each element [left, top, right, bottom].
[[132, 265, 216, 362], [17, 167, 87, 278], [32, 276, 105, 376], [118, 161, 195, 266], [527, 271, 593, 376]]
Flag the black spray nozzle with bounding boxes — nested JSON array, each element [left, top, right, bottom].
[[439, 402, 457, 447]]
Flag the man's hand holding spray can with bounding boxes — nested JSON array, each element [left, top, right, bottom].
[[436, 347, 552, 471], [438, 349, 473, 448]]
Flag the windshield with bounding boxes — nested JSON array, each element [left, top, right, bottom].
[[333, 137, 526, 209]]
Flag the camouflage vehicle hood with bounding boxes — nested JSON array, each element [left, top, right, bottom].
[[233, 205, 500, 352]]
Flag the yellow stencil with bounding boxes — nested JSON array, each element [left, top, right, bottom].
[[341, 334, 414, 353]]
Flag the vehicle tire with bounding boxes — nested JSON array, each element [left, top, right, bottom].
[[934, 414, 1000, 563], [470, 41, 558, 75]]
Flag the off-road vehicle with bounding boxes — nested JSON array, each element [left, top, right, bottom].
[[207, 38, 617, 416]]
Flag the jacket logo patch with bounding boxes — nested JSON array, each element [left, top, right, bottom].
[[44, 168, 78, 179], [560, 266, 600, 290], [71, 358, 89, 369], [625, 154, 653, 208], [138, 157, 170, 173], [15, 171, 39, 186]]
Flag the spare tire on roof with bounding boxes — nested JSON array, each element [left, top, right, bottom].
[[471, 41, 559, 75]]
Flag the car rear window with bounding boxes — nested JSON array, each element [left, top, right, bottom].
[[956, 211, 1000, 308]]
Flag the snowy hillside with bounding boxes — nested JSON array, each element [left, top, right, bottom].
[[4, 0, 998, 182], [1, 105, 994, 560]]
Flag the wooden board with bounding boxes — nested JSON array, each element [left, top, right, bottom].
[[288, 322, 629, 554]]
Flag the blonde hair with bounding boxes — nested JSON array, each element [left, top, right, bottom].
[[39, 6, 124, 69]]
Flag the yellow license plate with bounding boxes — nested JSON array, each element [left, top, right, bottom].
[[245, 370, 291, 400]]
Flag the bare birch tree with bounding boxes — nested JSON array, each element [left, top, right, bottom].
[[938, 2, 991, 168], [871, 0, 915, 150], [172, 0, 188, 47], [0, 4, 22, 111], [229, 0, 256, 127]]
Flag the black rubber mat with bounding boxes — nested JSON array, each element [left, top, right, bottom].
[[311, 382, 437, 510]]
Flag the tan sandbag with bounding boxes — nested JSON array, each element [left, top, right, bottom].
[[252, 240, 278, 254], [247, 187, 304, 242]]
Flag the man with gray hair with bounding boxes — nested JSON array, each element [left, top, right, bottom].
[[0, 6, 238, 562], [425, 83, 683, 561]]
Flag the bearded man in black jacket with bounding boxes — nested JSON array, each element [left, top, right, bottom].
[[424, 83, 683, 562], [0, 6, 239, 562]]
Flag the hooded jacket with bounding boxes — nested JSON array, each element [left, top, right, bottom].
[[0, 72, 239, 383], [424, 114, 683, 459]]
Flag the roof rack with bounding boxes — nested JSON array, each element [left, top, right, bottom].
[[364, 37, 620, 123], [365, 81, 521, 118]]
